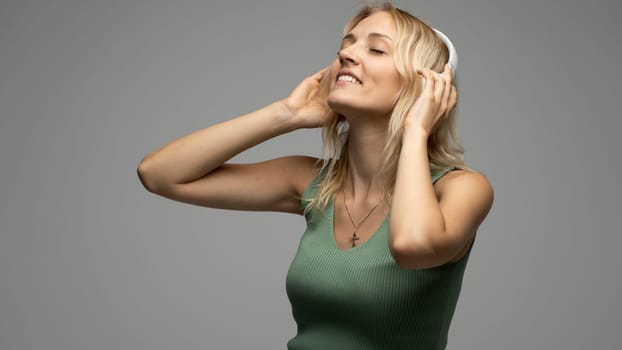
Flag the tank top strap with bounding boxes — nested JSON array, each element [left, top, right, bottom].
[[431, 166, 457, 184]]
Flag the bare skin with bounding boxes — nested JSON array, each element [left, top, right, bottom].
[[137, 12, 493, 269]]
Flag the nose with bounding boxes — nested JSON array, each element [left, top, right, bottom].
[[338, 45, 359, 65]]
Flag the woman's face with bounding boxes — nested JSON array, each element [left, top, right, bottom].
[[327, 11, 401, 118]]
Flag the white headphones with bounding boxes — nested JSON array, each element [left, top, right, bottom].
[[431, 27, 458, 79]]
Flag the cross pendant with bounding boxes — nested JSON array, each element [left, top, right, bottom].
[[351, 231, 360, 247]]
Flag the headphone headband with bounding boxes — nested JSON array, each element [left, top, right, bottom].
[[431, 27, 458, 78]]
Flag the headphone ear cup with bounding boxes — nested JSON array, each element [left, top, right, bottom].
[[431, 27, 458, 80]]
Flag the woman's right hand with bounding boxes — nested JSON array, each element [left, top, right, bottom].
[[281, 68, 337, 129]]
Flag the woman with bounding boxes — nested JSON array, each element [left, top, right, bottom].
[[138, 3, 493, 349]]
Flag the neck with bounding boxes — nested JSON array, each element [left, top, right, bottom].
[[344, 117, 388, 202]]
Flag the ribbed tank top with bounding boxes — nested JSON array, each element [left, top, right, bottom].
[[285, 165, 475, 350]]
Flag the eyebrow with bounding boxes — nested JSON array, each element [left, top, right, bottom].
[[342, 32, 393, 43]]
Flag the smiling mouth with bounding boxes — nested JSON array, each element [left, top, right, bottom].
[[336, 74, 362, 84]]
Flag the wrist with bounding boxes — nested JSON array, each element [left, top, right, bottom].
[[402, 123, 430, 143], [266, 100, 303, 133]]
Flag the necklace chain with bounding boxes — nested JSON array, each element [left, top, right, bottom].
[[343, 190, 384, 248]]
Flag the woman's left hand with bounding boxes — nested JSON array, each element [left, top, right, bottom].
[[404, 64, 457, 136]]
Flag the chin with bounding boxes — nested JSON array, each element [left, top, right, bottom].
[[327, 90, 358, 112], [327, 98, 354, 117], [328, 99, 391, 120]]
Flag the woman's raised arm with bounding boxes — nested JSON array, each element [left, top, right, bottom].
[[136, 68, 334, 214]]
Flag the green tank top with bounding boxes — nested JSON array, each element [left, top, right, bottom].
[[285, 166, 475, 350]]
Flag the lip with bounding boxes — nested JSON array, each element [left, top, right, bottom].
[[336, 69, 362, 85]]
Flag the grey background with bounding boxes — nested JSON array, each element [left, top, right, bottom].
[[1, 0, 620, 349]]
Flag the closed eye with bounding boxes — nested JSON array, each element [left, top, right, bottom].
[[369, 48, 385, 54]]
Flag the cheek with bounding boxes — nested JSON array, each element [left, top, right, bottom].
[[375, 74, 402, 99], [326, 62, 341, 90], [372, 63, 401, 89], [386, 71, 403, 92], [328, 59, 340, 78]]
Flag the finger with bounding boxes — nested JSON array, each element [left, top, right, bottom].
[[439, 86, 456, 119], [444, 63, 453, 84], [315, 67, 329, 76], [416, 69, 435, 95], [442, 65, 453, 106], [429, 70, 446, 102], [309, 67, 329, 82], [449, 85, 458, 109]]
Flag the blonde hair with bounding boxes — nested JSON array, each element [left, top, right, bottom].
[[305, 2, 470, 215]]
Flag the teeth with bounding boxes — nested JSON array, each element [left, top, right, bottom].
[[337, 74, 361, 84]]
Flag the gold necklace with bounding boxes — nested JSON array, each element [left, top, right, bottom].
[[343, 190, 384, 247]]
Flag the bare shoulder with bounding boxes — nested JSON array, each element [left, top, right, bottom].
[[434, 168, 494, 197], [280, 155, 323, 197], [434, 168, 494, 213]]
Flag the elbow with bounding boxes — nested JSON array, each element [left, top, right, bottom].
[[389, 230, 423, 269], [136, 157, 162, 193], [388, 228, 441, 270], [389, 244, 411, 270]]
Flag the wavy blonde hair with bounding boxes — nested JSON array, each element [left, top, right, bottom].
[[305, 2, 470, 215]]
